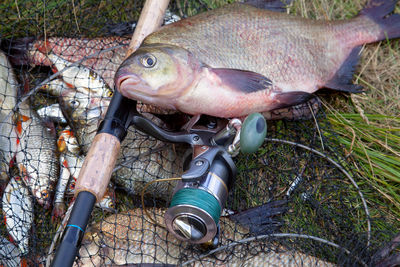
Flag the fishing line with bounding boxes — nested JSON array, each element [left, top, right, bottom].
[[264, 137, 371, 246], [140, 177, 182, 228], [170, 188, 221, 224], [181, 232, 368, 267]]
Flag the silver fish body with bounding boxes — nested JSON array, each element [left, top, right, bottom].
[[0, 51, 19, 182], [45, 52, 114, 98], [0, 236, 22, 267], [15, 101, 59, 208], [36, 103, 67, 125], [2, 177, 33, 255]]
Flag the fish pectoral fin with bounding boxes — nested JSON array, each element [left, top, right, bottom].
[[244, 0, 293, 12], [271, 91, 313, 110], [211, 68, 272, 94]]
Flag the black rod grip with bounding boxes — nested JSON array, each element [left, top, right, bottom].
[[51, 191, 96, 267]]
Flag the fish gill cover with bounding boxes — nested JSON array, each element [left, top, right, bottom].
[[0, 0, 399, 266]]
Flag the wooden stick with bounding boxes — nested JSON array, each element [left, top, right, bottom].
[[126, 0, 170, 58], [75, 0, 170, 202]]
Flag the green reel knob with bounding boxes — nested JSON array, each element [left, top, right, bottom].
[[240, 113, 267, 153]]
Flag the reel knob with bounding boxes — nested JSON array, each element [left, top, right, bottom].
[[240, 113, 267, 153]]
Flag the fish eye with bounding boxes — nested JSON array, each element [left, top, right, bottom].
[[69, 99, 80, 108], [140, 54, 157, 68], [41, 190, 49, 199], [107, 90, 113, 97]]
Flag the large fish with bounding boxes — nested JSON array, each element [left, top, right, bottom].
[[0, 51, 19, 182], [115, 0, 400, 118], [14, 100, 59, 208], [75, 208, 335, 266], [2, 176, 33, 255]]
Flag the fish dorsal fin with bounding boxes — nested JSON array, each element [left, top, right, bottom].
[[243, 0, 293, 12], [211, 68, 272, 93]]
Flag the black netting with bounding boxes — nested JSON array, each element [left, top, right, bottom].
[[0, 0, 399, 266]]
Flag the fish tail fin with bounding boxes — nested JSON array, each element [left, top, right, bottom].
[[229, 199, 288, 234], [0, 37, 35, 65], [359, 0, 400, 41], [324, 46, 364, 93]]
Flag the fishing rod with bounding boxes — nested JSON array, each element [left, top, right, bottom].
[[51, 0, 170, 266]]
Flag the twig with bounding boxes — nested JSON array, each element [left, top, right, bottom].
[[264, 138, 371, 246]]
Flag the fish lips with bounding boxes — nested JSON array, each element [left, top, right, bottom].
[[115, 71, 154, 98]]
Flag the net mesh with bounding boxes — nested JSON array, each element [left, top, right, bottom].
[[0, 0, 399, 266]]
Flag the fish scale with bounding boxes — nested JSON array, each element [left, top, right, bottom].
[[145, 5, 348, 91]]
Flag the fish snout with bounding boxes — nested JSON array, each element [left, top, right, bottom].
[[115, 70, 142, 94]]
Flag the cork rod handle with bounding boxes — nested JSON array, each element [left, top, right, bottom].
[[74, 0, 170, 202]]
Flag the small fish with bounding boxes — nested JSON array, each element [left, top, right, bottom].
[[0, 51, 19, 182], [37, 48, 114, 99], [2, 176, 33, 255], [58, 88, 109, 154], [115, 0, 400, 118], [75, 207, 334, 266], [36, 103, 67, 125], [14, 101, 59, 208], [0, 236, 23, 267]]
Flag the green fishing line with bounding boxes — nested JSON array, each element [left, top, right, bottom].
[[170, 188, 221, 224]]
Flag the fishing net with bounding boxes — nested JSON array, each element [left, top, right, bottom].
[[0, 0, 399, 266]]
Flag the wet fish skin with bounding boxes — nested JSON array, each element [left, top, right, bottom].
[[76, 208, 335, 266], [0, 236, 23, 267], [36, 103, 68, 125], [0, 51, 19, 182], [116, 0, 400, 118], [39, 49, 114, 98], [2, 176, 33, 255], [15, 101, 59, 208], [58, 88, 109, 154]]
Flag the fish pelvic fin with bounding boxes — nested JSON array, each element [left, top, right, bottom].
[[358, 0, 400, 41], [324, 46, 364, 93], [270, 91, 313, 110]]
